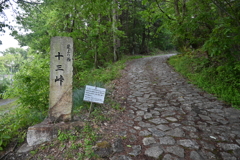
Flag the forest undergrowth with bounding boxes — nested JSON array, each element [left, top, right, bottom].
[[168, 50, 240, 109]]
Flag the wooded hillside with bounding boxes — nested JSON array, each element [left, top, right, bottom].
[[1, 0, 239, 63], [0, 0, 239, 106]]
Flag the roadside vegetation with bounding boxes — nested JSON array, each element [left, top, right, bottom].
[[0, 79, 10, 99], [0, 47, 29, 99], [0, 55, 142, 159], [0, 100, 17, 114], [169, 50, 240, 109]]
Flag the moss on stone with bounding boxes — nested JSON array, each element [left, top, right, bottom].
[[96, 141, 111, 148]]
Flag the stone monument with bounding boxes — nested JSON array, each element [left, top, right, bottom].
[[26, 37, 84, 147], [49, 36, 73, 122]]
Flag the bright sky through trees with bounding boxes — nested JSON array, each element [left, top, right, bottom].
[[0, 1, 22, 53], [0, 30, 20, 52]]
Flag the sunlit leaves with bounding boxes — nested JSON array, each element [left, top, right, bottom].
[[5, 54, 49, 111]]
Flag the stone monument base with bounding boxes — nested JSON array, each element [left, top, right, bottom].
[[27, 118, 84, 146]]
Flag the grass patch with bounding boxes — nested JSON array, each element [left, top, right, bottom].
[[0, 106, 47, 150], [168, 52, 240, 108], [24, 124, 100, 159], [74, 55, 132, 88], [57, 124, 99, 159]]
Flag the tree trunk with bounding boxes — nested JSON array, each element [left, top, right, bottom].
[[112, 0, 118, 62], [140, 27, 146, 54], [94, 42, 98, 68], [182, 0, 187, 17], [132, 0, 137, 55], [94, 14, 101, 68], [174, 0, 180, 16]]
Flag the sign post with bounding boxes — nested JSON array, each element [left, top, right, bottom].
[[83, 85, 106, 116]]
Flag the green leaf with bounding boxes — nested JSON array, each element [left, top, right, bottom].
[[2, 135, 11, 139], [142, 0, 148, 5]]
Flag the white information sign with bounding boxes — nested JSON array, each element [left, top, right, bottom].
[[83, 85, 106, 104]]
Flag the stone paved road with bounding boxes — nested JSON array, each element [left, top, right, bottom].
[[110, 54, 240, 160]]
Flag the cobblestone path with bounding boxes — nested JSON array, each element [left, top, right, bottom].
[[109, 54, 240, 160]]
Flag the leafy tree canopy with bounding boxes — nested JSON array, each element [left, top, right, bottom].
[[0, 47, 28, 74]]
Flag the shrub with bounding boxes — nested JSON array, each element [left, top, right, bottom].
[[0, 78, 10, 98], [168, 53, 240, 107], [4, 55, 49, 112]]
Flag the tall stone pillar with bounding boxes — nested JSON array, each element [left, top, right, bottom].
[[49, 36, 73, 122]]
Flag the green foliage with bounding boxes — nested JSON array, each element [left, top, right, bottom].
[[80, 124, 98, 159], [0, 100, 17, 113], [74, 58, 126, 88], [22, 134, 92, 158], [0, 54, 138, 151], [14, 0, 125, 67], [73, 56, 143, 122], [73, 81, 105, 110], [0, 54, 49, 150], [0, 78, 10, 98], [56, 124, 99, 159], [72, 57, 138, 126], [203, 22, 240, 58], [90, 107, 110, 123], [169, 53, 240, 107], [157, 0, 240, 108], [12, 0, 174, 69], [140, 0, 240, 62], [72, 55, 143, 116], [73, 87, 85, 109], [57, 130, 77, 142], [30, 150, 38, 156], [4, 54, 49, 112], [0, 47, 28, 59], [0, 48, 29, 74], [0, 105, 46, 150], [0, 134, 10, 150]]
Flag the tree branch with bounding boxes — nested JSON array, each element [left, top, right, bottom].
[[211, 0, 239, 24], [17, 0, 42, 5], [155, 0, 175, 21], [0, 0, 9, 6]]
